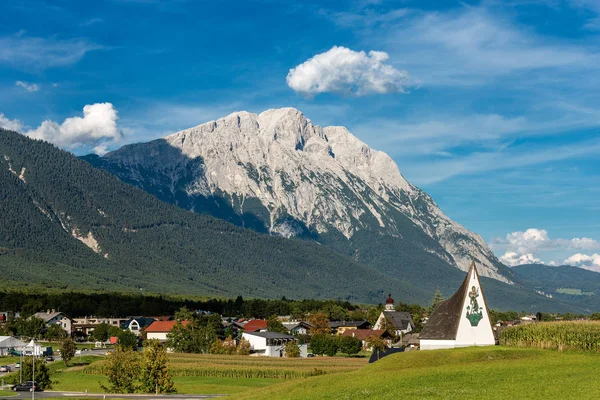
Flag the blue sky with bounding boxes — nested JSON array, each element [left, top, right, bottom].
[[1, 0, 599, 268]]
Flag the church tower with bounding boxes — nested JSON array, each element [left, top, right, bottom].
[[385, 293, 395, 311]]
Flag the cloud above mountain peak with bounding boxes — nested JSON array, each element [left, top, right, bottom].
[[286, 46, 411, 97]]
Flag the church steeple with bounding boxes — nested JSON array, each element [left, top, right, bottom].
[[385, 293, 395, 311]]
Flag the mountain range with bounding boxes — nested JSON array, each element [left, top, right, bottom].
[[0, 109, 595, 312]]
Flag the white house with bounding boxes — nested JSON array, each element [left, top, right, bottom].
[[282, 321, 312, 335], [120, 317, 156, 336], [242, 331, 307, 357], [420, 260, 495, 350], [33, 310, 72, 335], [0, 336, 26, 356], [374, 294, 415, 337]]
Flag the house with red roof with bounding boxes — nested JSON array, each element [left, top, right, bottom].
[[242, 319, 267, 332], [146, 320, 188, 341]]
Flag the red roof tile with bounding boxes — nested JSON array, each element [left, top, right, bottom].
[[146, 320, 188, 333], [243, 319, 267, 332]]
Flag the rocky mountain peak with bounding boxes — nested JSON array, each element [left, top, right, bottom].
[[97, 108, 511, 284]]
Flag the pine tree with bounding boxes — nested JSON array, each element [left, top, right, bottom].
[[427, 289, 444, 316]]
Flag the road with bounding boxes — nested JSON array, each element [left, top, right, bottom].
[[0, 392, 224, 399], [1, 349, 108, 378]]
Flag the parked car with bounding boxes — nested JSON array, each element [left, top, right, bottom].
[[12, 381, 41, 392], [0, 365, 11, 372], [14, 362, 20, 369], [307, 353, 315, 357], [46, 356, 55, 362]]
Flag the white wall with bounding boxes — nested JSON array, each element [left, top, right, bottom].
[[147, 332, 169, 341], [242, 333, 267, 352], [454, 267, 495, 347]]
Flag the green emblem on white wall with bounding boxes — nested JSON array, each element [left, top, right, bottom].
[[466, 286, 483, 326]]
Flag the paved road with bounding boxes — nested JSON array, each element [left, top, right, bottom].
[[0, 392, 224, 399]]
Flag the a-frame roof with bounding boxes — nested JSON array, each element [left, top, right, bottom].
[[420, 260, 479, 340]]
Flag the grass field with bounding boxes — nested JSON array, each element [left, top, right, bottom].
[[50, 353, 367, 395], [556, 288, 594, 296], [0, 356, 19, 364], [236, 346, 600, 400]]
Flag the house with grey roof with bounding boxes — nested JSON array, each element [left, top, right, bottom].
[[419, 260, 495, 350], [0, 336, 27, 356], [120, 317, 156, 336], [282, 321, 312, 335], [33, 310, 72, 335]]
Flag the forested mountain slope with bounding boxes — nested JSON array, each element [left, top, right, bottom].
[[0, 128, 419, 303]]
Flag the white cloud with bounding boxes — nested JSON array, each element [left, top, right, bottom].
[[0, 33, 101, 70], [286, 46, 411, 97], [376, 6, 595, 86], [0, 113, 23, 132], [493, 228, 600, 253], [26, 103, 121, 149], [564, 253, 600, 272], [491, 228, 600, 267], [15, 81, 39, 92], [500, 251, 542, 267]]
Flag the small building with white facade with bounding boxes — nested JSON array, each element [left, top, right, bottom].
[[242, 331, 307, 357], [120, 317, 156, 336], [145, 320, 188, 341], [0, 336, 26, 356], [420, 260, 495, 350], [34, 310, 72, 335]]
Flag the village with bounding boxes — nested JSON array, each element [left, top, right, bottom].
[[0, 261, 547, 363]]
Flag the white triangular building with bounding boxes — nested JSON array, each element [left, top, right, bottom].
[[420, 260, 495, 350]]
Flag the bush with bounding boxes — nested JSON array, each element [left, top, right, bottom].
[[284, 341, 301, 358], [310, 334, 338, 356], [338, 336, 362, 356]]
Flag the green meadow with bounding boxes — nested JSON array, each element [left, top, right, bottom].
[[237, 346, 600, 400], [5, 346, 600, 398]]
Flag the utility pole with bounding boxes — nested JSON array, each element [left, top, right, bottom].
[[32, 354, 35, 400], [19, 347, 23, 384]]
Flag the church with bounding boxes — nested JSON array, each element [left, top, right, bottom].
[[419, 260, 495, 350]]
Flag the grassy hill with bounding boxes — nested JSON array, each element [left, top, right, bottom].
[[238, 346, 600, 399]]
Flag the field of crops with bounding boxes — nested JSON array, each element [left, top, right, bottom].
[[84, 353, 368, 380], [499, 321, 600, 351]]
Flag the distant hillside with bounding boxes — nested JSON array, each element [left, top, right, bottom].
[[512, 264, 600, 309], [0, 128, 420, 303]]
